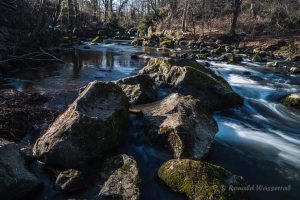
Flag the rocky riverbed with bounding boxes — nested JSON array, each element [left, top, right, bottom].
[[0, 38, 299, 200]]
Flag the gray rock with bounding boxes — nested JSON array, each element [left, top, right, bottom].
[[33, 81, 129, 169], [289, 54, 300, 62], [98, 154, 140, 200], [136, 93, 218, 159], [114, 74, 157, 105], [0, 139, 40, 199], [139, 58, 243, 111], [290, 63, 300, 74]]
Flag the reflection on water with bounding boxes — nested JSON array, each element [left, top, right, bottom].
[[0, 44, 152, 109]]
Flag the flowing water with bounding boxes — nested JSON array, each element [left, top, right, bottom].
[[1, 42, 299, 199]]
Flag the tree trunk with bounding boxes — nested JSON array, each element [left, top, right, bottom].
[[182, 0, 189, 32], [230, 0, 243, 35]]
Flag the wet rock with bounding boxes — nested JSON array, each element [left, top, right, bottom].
[[251, 53, 264, 62], [98, 154, 140, 200], [139, 58, 243, 111], [243, 71, 251, 76], [33, 81, 129, 169], [266, 61, 279, 68], [0, 139, 40, 199], [130, 54, 139, 59], [55, 169, 88, 192], [218, 53, 243, 63], [281, 93, 300, 109], [290, 64, 300, 74], [115, 74, 157, 105], [136, 93, 218, 159], [131, 38, 143, 46], [289, 54, 300, 62], [0, 89, 58, 142], [158, 159, 248, 200]]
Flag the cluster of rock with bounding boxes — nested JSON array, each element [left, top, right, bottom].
[[132, 33, 300, 75], [1, 57, 248, 199]]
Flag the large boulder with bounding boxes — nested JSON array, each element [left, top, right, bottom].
[[158, 159, 248, 200], [0, 139, 40, 199], [98, 154, 140, 200], [114, 74, 157, 105], [139, 58, 243, 111], [33, 81, 129, 169], [136, 93, 218, 159]]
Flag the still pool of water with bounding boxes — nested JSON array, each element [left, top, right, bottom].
[[1, 42, 300, 199]]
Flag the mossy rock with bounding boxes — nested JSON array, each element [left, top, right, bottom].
[[266, 61, 279, 68], [281, 93, 300, 109], [139, 58, 243, 111], [218, 53, 243, 64], [160, 39, 174, 48], [251, 53, 264, 62], [158, 159, 249, 200]]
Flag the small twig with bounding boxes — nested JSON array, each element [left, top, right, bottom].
[[39, 47, 67, 64]]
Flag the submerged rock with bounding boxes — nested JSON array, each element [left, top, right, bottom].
[[114, 74, 157, 105], [55, 169, 89, 192], [266, 61, 279, 68], [139, 58, 243, 111], [281, 93, 300, 109], [158, 159, 248, 200], [98, 154, 140, 200], [33, 81, 129, 169], [289, 63, 300, 74], [136, 93, 218, 159], [0, 139, 40, 199]]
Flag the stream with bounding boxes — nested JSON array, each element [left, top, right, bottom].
[[1, 41, 299, 200]]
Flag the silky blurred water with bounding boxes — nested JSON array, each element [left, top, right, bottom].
[[1, 42, 300, 199]]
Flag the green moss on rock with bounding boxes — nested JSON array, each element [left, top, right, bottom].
[[158, 159, 248, 200], [218, 53, 243, 64], [281, 93, 300, 109]]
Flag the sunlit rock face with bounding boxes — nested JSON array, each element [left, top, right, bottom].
[[139, 57, 243, 111], [114, 74, 157, 105], [136, 93, 218, 159], [33, 81, 129, 169]]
